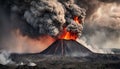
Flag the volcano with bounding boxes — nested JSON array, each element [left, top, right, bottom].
[[10, 39, 120, 65], [39, 39, 92, 56], [10, 39, 93, 63]]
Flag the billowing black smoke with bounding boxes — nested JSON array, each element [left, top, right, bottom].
[[0, 0, 86, 65], [23, 0, 66, 37], [4, 0, 85, 38], [1, 0, 120, 54], [0, 0, 85, 53], [0, 0, 120, 65]]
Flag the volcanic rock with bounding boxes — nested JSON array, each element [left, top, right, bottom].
[[39, 39, 92, 56], [10, 39, 93, 63], [9, 39, 120, 69]]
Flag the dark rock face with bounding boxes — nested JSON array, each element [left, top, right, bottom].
[[40, 39, 92, 56]]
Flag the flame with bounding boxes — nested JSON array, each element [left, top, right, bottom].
[[59, 16, 80, 40]]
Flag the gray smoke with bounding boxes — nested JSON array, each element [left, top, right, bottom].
[[61, 0, 86, 37], [24, 0, 66, 37], [0, 0, 85, 53], [79, 0, 120, 51], [1, 0, 120, 54], [22, 0, 85, 38], [1, 1, 120, 66], [0, 0, 85, 65], [66, 19, 83, 37]]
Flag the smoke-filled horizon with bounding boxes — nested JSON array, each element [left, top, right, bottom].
[[81, 1, 120, 50]]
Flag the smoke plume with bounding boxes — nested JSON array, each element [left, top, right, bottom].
[[1, 0, 120, 54], [24, 0, 66, 37], [0, 0, 85, 53], [1, 0, 120, 65]]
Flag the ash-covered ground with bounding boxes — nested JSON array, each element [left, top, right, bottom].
[[1, 54, 120, 69]]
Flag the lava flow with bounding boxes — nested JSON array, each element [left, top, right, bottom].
[[60, 16, 81, 40]]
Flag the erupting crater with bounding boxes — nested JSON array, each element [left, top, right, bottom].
[[59, 16, 81, 40]]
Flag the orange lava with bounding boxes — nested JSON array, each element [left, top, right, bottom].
[[59, 16, 80, 40], [74, 16, 80, 24]]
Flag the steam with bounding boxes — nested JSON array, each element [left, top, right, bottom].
[[0, 51, 12, 65], [0, 50, 37, 66], [81, 1, 120, 52]]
